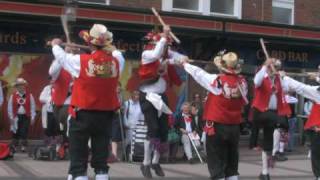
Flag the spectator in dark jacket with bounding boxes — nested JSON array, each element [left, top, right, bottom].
[[176, 102, 197, 164]]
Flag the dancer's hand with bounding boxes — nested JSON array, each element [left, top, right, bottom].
[[264, 58, 275, 67], [308, 72, 318, 80], [160, 25, 171, 38], [278, 70, 286, 77]]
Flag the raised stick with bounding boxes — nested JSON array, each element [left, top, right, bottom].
[[151, 7, 181, 44], [61, 15, 71, 43], [259, 38, 277, 74]]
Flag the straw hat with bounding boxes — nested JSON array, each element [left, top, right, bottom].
[[214, 52, 242, 74], [79, 24, 113, 46]]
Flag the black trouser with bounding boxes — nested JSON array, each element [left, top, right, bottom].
[[249, 122, 260, 149], [53, 105, 69, 143], [139, 92, 168, 142], [12, 114, 30, 147], [206, 123, 240, 180], [68, 110, 114, 178], [252, 108, 285, 152], [45, 112, 60, 137], [308, 130, 320, 178]]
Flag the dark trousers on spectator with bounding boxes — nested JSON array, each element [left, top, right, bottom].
[[68, 110, 114, 178], [206, 123, 240, 180], [12, 114, 30, 147], [308, 130, 320, 178]]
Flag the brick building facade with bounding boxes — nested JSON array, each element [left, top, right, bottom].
[[108, 0, 320, 27]]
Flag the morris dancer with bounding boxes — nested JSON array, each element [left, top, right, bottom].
[[49, 51, 73, 148], [8, 78, 36, 152], [50, 24, 125, 180], [281, 72, 320, 180], [180, 52, 248, 180], [251, 58, 290, 180], [138, 25, 185, 178]]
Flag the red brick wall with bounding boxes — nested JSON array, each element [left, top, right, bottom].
[[295, 0, 320, 27], [110, 0, 161, 10], [110, 0, 320, 27], [242, 0, 272, 22]]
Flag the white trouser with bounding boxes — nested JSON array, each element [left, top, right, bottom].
[[95, 174, 109, 180], [226, 175, 239, 180], [143, 140, 161, 165], [181, 134, 193, 160], [272, 128, 281, 156]]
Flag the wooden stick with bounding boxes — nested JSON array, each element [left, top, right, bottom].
[[61, 15, 71, 44], [260, 38, 270, 59], [286, 72, 318, 78], [188, 59, 213, 64], [151, 7, 181, 44], [259, 38, 277, 74]]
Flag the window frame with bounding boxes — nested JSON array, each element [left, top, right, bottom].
[[162, 0, 242, 19], [77, 0, 110, 5], [272, 0, 295, 25]]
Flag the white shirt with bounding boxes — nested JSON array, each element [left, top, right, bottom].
[[139, 37, 185, 94], [304, 101, 313, 116], [183, 63, 248, 97], [254, 66, 288, 110], [182, 113, 192, 133], [284, 76, 320, 104], [8, 91, 36, 123], [123, 99, 144, 129], [39, 85, 53, 112], [52, 45, 125, 78]]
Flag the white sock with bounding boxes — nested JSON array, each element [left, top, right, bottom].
[[262, 151, 268, 175], [226, 175, 238, 180], [143, 140, 151, 165], [95, 174, 109, 180], [74, 176, 88, 180], [279, 142, 285, 153], [272, 129, 280, 156], [67, 174, 72, 180], [152, 150, 160, 164], [308, 150, 311, 159]]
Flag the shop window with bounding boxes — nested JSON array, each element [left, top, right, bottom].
[[163, 0, 242, 18], [210, 0, 234, 15], [272, 0, 294, 25], [77, 0, 109, 5], [173, 0, 199, 11]]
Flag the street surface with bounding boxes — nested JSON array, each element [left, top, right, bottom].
[[0, 146, 314, 180]]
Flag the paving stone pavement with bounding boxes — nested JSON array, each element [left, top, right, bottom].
[[0, 146, 315, 180]]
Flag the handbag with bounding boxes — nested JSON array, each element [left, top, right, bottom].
[[167, 128, 180, 143]]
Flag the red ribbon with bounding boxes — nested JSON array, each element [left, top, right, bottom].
[[184, 116, 192, 123], [204, 123, 215, 136]]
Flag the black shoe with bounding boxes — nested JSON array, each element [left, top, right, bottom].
[[140, 165, 152, 179], [259, 174, 270, 180], [275, 153, 288, 161], [151, 164, 165, 177]]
